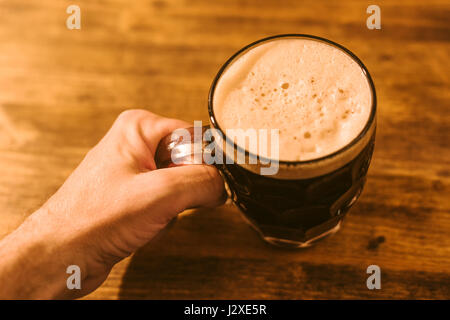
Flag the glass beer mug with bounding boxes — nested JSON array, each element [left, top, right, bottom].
[[155, 34, 377, 248]]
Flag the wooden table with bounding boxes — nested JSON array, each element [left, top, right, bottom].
[[0, 0, 449, 299]]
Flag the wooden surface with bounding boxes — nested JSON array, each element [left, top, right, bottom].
[[0, 0, 449, 299]]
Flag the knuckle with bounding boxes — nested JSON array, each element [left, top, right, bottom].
[[113, 109, 158, 135], [117, 109, 149, 124]]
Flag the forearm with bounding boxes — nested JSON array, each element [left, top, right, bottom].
[[0, 210, 83, 299]]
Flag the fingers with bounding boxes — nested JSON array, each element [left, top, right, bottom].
[[109, 110, 225, 223], [112, 109, 192, 155]]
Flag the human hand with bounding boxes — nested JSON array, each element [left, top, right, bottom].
[[0, 110, 225, 299]]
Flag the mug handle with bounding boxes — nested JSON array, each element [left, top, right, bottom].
[[155, 125, 211, 169]]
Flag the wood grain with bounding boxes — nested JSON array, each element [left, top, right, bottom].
[[0, 0, 449, 299]]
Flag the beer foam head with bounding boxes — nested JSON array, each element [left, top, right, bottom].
[[213, 37, 373, 162]]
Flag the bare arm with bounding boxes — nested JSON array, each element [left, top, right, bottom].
[[0, 110, 225, 299]]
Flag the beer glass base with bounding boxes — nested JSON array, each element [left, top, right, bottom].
[[262, 222, 342, 248], [240, 212, 342, 249]]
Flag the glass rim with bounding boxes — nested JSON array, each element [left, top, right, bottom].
[[208, 33, 377, 166]]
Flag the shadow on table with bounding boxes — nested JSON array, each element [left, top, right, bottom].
[[117, 203, 374, 299], [117, 205, 299, 299], [119, 205, 330, 299]]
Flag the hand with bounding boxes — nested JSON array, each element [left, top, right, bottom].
[[0, 110, 225, 299]]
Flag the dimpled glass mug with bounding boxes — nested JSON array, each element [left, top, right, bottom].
[[155, 34, 377, 248]]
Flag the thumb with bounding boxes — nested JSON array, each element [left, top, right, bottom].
[[158, 165, 226, 210], [135, 164, 226, 218]]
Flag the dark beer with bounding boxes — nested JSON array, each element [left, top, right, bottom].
[[218, 134, 375, 247]]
